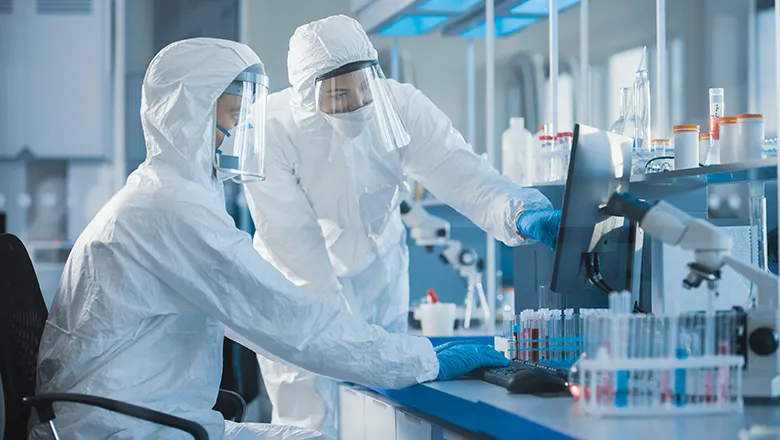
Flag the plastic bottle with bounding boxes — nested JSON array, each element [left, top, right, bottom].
[[534, 124, 551, 184], [501, 117, 535, 185]]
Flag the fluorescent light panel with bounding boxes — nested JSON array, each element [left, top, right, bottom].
[[377, 14, 451, 36], [417, 0, 482, 13], [509, 0, 581, 15], [459, 16, 538, 38]]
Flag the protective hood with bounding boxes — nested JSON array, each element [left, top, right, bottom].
[[140, 38, 262, 189], [287, 15, 377, 130]]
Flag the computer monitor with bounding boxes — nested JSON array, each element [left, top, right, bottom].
[[550, 124, 635, 295]]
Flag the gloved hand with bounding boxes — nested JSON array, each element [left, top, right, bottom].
[[435, 344, 509, 381], [434, 339, 483, 353], [515, 209, 562, 250]]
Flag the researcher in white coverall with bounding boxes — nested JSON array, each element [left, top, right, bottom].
[[244, 15, 560, 436], [28, 38, 508, 440]]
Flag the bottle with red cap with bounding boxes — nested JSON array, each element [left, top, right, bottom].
[[534, 124, 553, 184]]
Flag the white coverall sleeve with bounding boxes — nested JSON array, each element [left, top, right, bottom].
[[131, 204, 438, 389], [399, 85, 553, 246], [243, 128, 343, 302]]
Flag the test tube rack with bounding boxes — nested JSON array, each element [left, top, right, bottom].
[[573, 292, 745, 417], [498, 307, 589, 370]]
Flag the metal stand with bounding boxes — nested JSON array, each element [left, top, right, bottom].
[[464, 273, 490, 330]]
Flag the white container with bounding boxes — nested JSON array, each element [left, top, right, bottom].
[[719, 116, 739, 164], [698, 133, 711, 164], [501, 117, 534, 186], [673, 125, 700, 170], [416, 303, 456, 336], [737, 114, 765, 161]]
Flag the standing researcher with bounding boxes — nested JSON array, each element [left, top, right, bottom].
[[243, 15, 561, 436]]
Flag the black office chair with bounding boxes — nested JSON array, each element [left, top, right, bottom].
[[0, 234, 246, 440]]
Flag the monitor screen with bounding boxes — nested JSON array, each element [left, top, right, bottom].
[[550, 124, 634, 294]]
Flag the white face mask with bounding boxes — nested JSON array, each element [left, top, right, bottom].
[[327, 103, 374, 139], [215, 124, 253, 182]]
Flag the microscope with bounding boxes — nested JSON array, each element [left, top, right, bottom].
[[606, 192, 780, 401], [399, 200, 489, 329]]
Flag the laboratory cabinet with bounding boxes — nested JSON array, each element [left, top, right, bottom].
[[338, 385, 482, 440], [0, 0, 112, 159]]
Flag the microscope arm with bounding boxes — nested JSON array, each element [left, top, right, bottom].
[[723, 254, 779, 309], [399, 200, 481, 275], [606, 192, 733, 273], [607, 192, 778, 305], [400, 200, 450, 247]]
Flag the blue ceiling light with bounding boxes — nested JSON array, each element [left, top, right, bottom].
[[459, 16, 538, 39], [377, 14, 451, 37], [417, 0, 483, 13], [509, 0, 581, 15]]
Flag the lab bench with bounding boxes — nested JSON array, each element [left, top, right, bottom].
[[340, 379, 780, 440]]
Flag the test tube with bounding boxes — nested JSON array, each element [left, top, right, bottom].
[[627, 314, 637, 408], [717, 310, 735, 404], [572, 310, 580, 360], [522, 310, 531, 361], [708, 88, 725, 165], [615, 299, 630, 408], [639, 315, 647, 408], [540, 310, 546, 363], [675, 321, 689, 407], [649, 315, 663, 407], [502, 310, 513, 339], [704, 312, 716, 403], [531, 311, 541, 363], [552, 309, 562, 363], [598, 313, 613, 407], [546, 311, 553, 364], [518, 312, 526, 361], [658, 316, 671, 405]]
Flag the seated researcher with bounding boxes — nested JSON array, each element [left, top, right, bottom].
[[27, 38, 508, 440]]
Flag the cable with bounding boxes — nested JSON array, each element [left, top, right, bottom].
[[587, 252, 651, 314], [644, 156, 705, 173], [585, 253, 611, 294]]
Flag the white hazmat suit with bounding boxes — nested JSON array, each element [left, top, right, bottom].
[[28, 37, 438, 440], [244, 15, 553, 436]]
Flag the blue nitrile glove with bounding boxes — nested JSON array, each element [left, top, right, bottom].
[[433, 340, 483, 353], [515, 209, 562, 250], [435, 344, 510, 381]]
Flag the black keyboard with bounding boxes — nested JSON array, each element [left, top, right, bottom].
[[468, 359, 569, 389]]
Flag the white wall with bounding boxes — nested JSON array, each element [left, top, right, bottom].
[[242, 0, 475, 149], [243, 0, 352, 93], [374, 35, 473, 141]]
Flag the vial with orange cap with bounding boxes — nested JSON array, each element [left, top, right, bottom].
[[719, 116, 739, 164]]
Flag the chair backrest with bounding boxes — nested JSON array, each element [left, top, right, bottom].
[[0, 234, 49, 440]]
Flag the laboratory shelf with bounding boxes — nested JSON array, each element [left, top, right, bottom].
[[532, 158, 777, 194], [630, 158, 778, 187]]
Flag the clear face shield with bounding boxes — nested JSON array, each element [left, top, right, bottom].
[[214, 63, 269, 184], [314, 60, 410, 153]]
